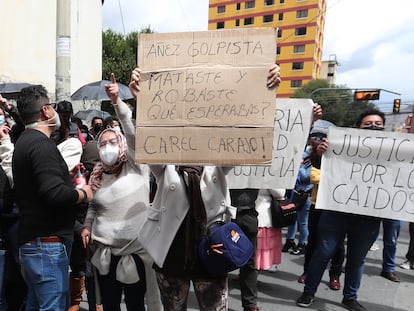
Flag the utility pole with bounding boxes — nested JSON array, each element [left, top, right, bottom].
[[56, 0, 71, 102]]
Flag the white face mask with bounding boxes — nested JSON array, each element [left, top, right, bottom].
[[99, 144, 119, 166], [25, 110, 61, 130], [0, 115, 5, 126], [50, 110, 61, 130], [112, 126, 121, 133]]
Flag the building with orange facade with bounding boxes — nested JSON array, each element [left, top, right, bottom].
[[208, 0, 327, 98]]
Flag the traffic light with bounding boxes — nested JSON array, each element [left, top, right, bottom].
[[393, 99, 401, 113], [354, 89, 381, 101]]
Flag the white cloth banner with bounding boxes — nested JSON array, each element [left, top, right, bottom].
[[316, 126, 414, 222], [226, 98, 313, 189]]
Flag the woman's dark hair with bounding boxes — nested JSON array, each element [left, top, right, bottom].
[[103, 116, 118, 129], [56, 100, 73, 114]]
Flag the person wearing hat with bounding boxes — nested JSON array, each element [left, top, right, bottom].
[[296, 128, 345, 291]]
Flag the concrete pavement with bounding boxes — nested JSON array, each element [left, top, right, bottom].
[[80, 221, 414, 311]]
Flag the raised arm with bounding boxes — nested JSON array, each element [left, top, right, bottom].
[[104, 73, 135, 150]]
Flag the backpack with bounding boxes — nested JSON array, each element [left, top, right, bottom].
[[198, 221, 254, 277]]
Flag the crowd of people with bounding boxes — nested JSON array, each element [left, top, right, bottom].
[[0, 63, 411, 311]]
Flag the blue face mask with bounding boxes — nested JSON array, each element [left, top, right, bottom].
[[0, 115, 5, 126]]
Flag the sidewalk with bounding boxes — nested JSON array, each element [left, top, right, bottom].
[[80, 222, 414, 311]]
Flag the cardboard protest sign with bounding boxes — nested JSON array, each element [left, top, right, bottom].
[[226, 98, 313, 189], [136, 28, 277, 165], [316, 127, 414, 222]]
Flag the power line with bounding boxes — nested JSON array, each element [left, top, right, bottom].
[[176, 0, 191, 31], [118, 0, 126, 36]]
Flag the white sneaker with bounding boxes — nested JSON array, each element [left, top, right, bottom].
[[370, 242, 380, 251], [266, 264, 278, 272], [400, 260, 414, 270]]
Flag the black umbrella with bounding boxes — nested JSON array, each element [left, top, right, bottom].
[[71, 80, 133, 101], [73, 109, 111, 121], [0, 82, 36, 99]]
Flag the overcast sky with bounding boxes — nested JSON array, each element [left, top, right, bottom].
[[102, 0, 414, 112]]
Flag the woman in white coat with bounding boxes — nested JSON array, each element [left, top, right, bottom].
[[130, 65, 281, 311]]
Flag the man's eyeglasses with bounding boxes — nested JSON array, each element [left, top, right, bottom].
[[44, 103, 56, 109], [97, 137, 119, 148]]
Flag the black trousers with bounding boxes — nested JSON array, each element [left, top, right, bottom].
[[234, 208, 259, 309], [406, 222, 414, 261]]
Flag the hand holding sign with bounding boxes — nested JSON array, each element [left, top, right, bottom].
[[129, 68, 141, 98], [267, 64, 281, 89]]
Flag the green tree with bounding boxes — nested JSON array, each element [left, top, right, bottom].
[[102, 26, 155, 85], [291, 79, 375, 127], [102, 26, 155, 114]]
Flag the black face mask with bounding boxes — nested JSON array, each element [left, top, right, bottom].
[[93, 124, 102, 133], [362, 125, 384, 131]]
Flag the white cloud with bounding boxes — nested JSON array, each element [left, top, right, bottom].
[[103, 0, 414, 105], [323, 0, 414, 105], [102, 0, 208, 34]]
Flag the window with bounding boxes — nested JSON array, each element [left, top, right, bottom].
[[217, 6, 225, 14], [277, 29, 282, 38], [263, 15, 274, 23], [236, 3, 241, 10], [276, 46, 280, 55], [265, 0, 274, 5], [291, 80, 302, 88], [244, 17, 254, 25], [278, 13, 283, 21], [295, 27, 307, 36], [293, 45, 305, 53], [280, 0, 285, 4], [292, 62, 304, 70], [245, 1, 255, 9], [235, 19, 240, 27], [217, 21, 225, 29], [296, 9, 308, 19]]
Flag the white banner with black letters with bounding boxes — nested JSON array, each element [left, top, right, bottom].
[[316, 126, 414, 222], [226, 98, 313, 189]]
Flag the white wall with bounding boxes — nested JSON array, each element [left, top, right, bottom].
[[0, 0, 102, 101]]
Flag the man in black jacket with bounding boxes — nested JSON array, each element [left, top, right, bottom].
[[12, 85, 93, 310]]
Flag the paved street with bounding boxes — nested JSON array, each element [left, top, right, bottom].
[[81, 221, 414, 311]]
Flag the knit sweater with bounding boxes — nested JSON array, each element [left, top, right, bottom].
[[12, 129, 79, 245], [83, 101, 150, 278], [83, 101, 162, 310]]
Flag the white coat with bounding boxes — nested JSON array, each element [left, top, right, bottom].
[[138, 165, 236, 268]]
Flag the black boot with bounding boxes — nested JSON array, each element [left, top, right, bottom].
[[282, 239, 296, 253]]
